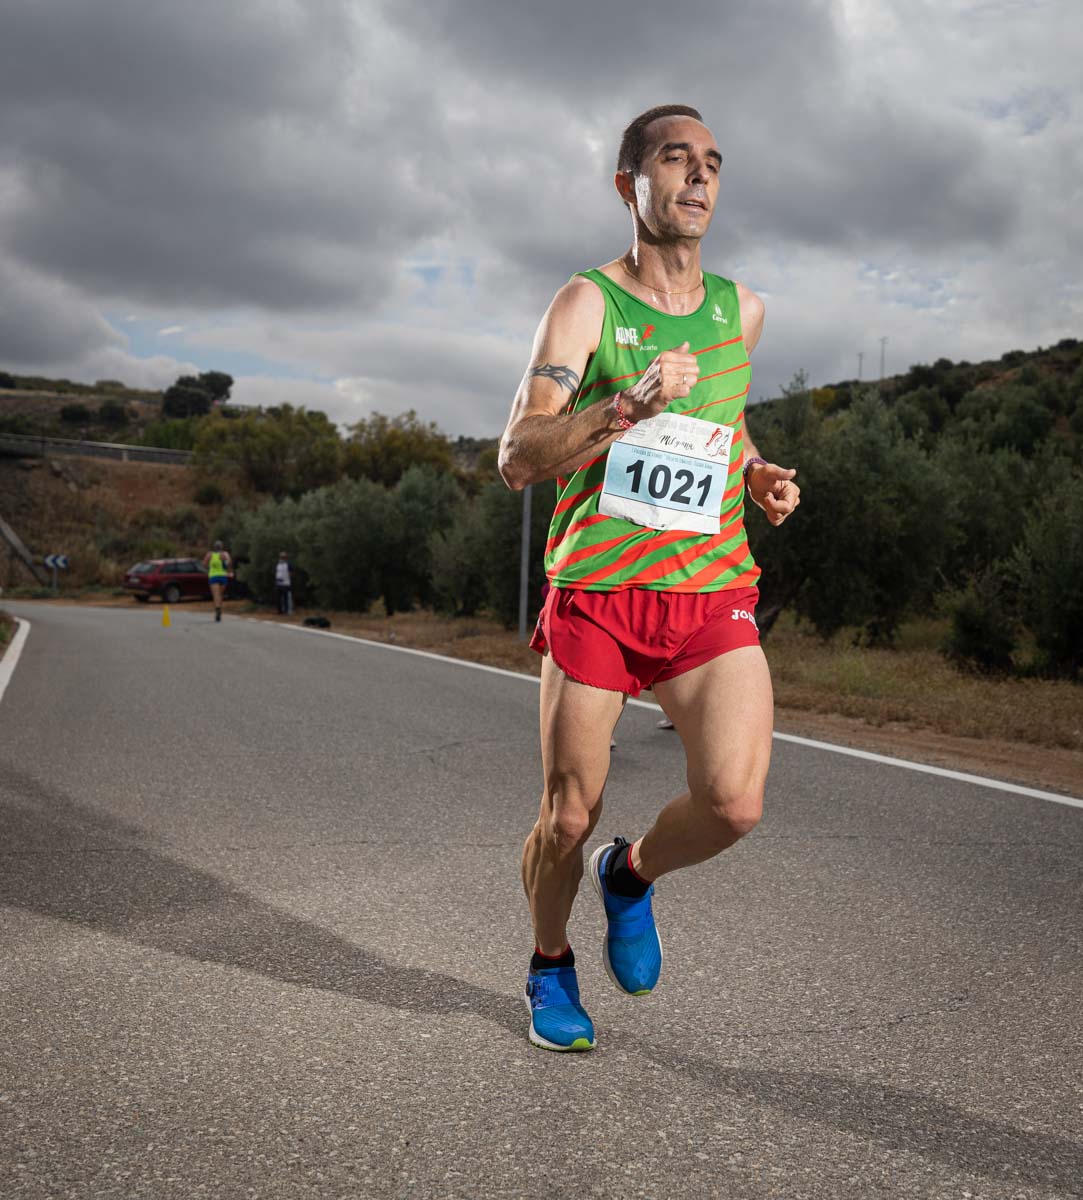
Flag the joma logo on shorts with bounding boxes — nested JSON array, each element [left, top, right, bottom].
[[615, 326, 640, 346], [731, 608, 757, 627]]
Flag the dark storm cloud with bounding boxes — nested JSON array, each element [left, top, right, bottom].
[[0, 260, 122, 365], [0, 0, 1019, 322], [393, 0, 1015, 254], [0, 0, 447, 310], [0, 0, 1072, 424]]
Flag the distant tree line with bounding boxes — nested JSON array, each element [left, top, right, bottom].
[[6, 342, 1080, 678], [204, 407, 531, 623], [217, 467, 553, 626], [0, 371, 159, 401], [212, 341, 1082, 679], [746, 339, 1082, 679]]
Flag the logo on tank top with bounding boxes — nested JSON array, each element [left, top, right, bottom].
[[712, 304, 728, 324], [615, 324, 658, 352]]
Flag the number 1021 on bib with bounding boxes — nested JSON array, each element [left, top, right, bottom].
[[598, 411, 734, 536]]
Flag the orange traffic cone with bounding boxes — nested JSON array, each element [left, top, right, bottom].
[[162, 605, 172, 628]]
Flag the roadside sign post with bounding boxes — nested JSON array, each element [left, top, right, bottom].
[[518, 484, 532, 641], [43, 553, 69, 592]]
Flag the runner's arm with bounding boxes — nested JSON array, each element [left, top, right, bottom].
[[498, 278, 622, 490], [736, 282, 764, 356], [734, 285, 800, 525], [743, 419, 763, 464], [741, 414, 800, 526]]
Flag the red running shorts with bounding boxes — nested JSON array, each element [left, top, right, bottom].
[[530, 585, 761, 696]]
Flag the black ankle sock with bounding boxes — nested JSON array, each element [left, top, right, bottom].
[[606, 840, 652, 899], [531, 945, 574, 972]]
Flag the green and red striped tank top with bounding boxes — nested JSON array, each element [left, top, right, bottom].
[[544, 268, 759, 593]]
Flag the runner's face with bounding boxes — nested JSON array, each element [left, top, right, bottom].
[[631, 116, 721, 239]]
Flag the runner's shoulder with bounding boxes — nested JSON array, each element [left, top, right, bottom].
[[732, 279, 765, 319], [551, 272, 607, 322], [542, 271, 607, 353]]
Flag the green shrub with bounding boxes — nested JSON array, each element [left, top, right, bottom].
[[432, 507, 488, 617], [194, 481, 224, 506], [471, 479, 556, 627], [141, 418, 198, 450], [97, 400, 130, 428], [167, 505, 206, 543], [750, 389, 958, 644], [60, 403, 92, 424], [132, 507, 169, 530], [941, 568, 1018, 674], [1012, 475, 1083, 678]]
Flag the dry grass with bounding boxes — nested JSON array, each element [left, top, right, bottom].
[[251, 605, 1083, 753], [259, 606, 545, 677], [765, 615, 1083, 751]]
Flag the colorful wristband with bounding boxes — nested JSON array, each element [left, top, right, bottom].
[[743, 455, 768, 480], [613, 392, 636, 430]]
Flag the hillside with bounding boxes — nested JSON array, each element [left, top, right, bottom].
[[0, 376, 164, 445], [753, 337, 1083, 451], [0, 455, 215, 589]]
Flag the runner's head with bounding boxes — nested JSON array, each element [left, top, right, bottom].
[[615, 105, 721, 241]]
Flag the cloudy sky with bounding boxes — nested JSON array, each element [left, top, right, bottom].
[[0, 0, 1079, 435]]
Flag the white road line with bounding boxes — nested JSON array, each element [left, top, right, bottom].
[[275, 621, 543, 685], [272, 621, 1083, 809], [772, 732, 1083, 810], [0, 617, 30, 705]]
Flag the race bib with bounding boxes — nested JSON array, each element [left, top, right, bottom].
[[599, 411, 733, 535]]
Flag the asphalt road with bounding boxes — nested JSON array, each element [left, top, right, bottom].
[[1, 602, 1081, 1200]]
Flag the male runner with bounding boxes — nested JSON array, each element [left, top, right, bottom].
[[498, 104, 801, 1051]]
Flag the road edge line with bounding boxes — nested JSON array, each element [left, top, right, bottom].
[[771, 732, 1083, 811], [267, 620, 1083, 809], [0, 617, 31, 705]]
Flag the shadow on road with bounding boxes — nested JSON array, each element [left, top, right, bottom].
[[2, 762, 1081, 1194], [0, 763, 525, 1038], [647, 1048, 1083, 1195]]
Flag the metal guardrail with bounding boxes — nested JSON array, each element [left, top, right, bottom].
[[0, 431, 193, 465]]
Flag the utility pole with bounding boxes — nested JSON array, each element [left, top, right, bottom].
[[518, 483, 532, 640], [857, 351, 864, 381], [879, 337, 888, 380]]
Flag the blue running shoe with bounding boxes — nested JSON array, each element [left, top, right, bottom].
[[588, 837, 663, 996], [524, 965, 595, 1052]]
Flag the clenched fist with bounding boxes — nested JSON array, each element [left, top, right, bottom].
[[746, 462, 800, 527], [618, 342, 699, 422]]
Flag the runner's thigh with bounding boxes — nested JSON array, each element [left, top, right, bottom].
[[540, 654, 626, 807], [652, 645, 774, 801]]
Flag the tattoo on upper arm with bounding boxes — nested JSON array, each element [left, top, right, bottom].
[[527, 362, 581, 395]]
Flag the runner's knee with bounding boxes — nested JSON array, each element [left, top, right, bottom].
[[699, 781, 763, 843], [540, 780, 599, 855]]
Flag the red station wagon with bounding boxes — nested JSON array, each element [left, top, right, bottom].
[[123, 558, 214, 604]]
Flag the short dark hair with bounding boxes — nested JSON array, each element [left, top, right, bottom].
[[617, 104, 704, 175]]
